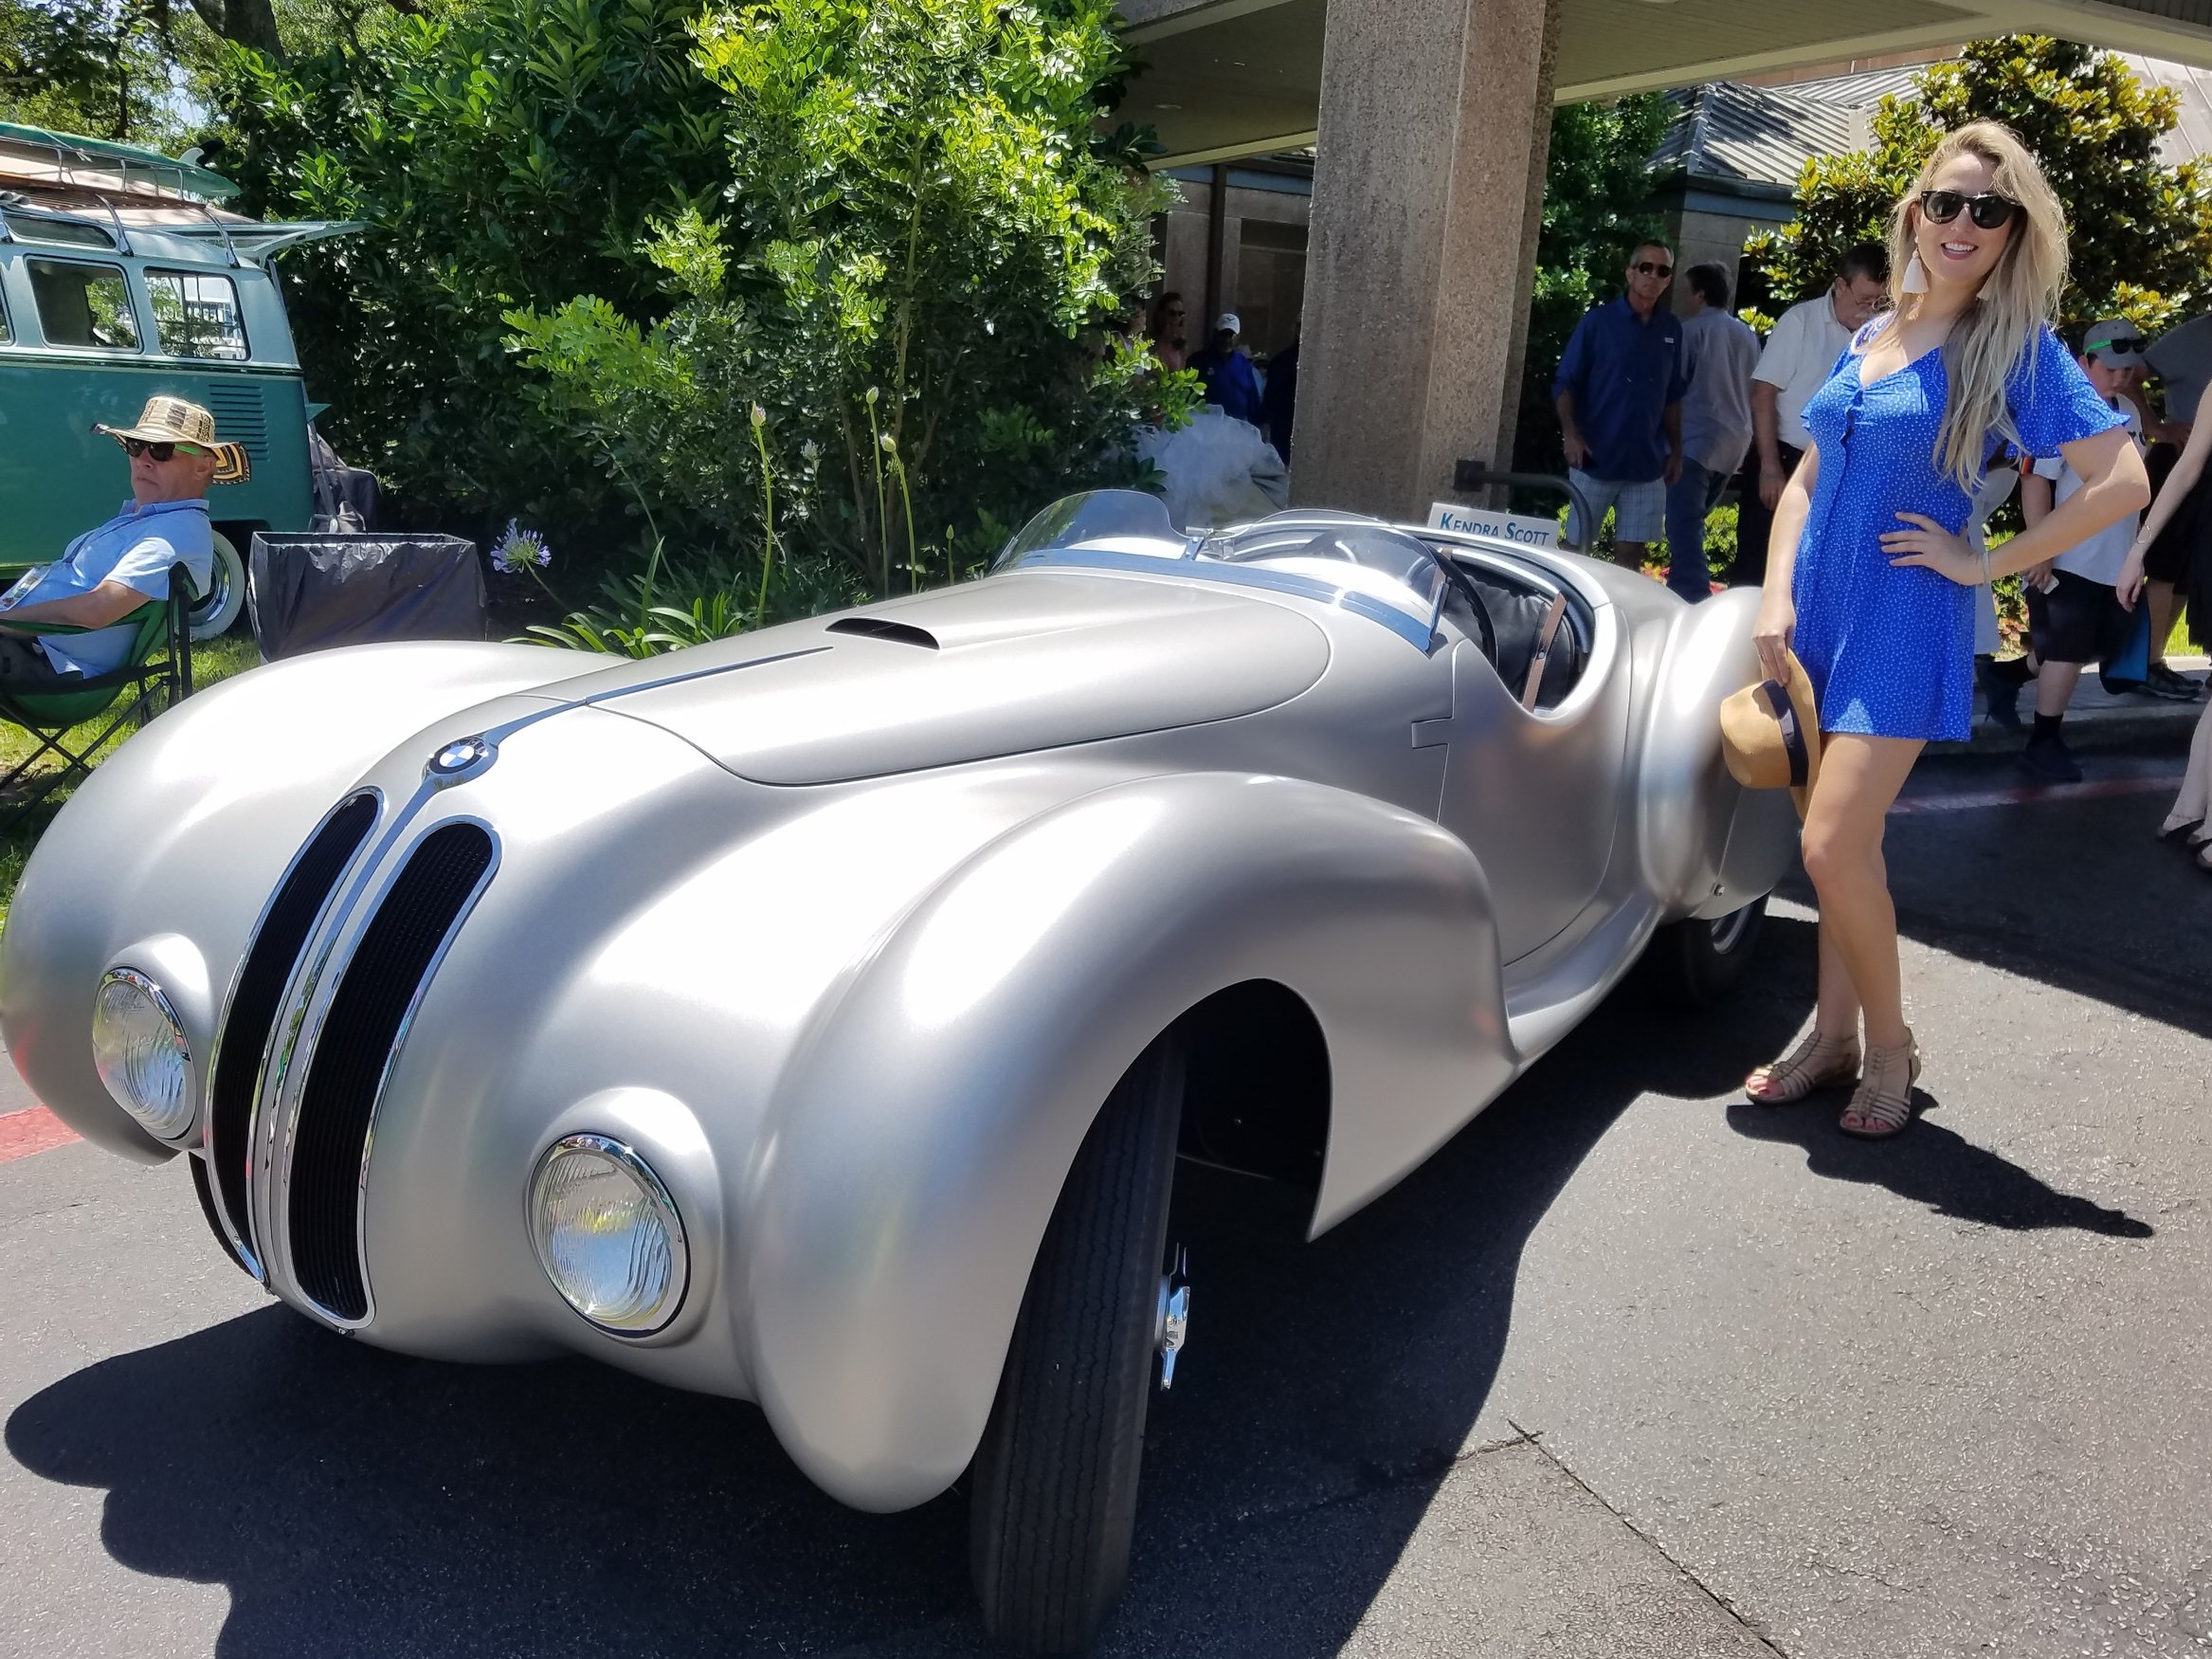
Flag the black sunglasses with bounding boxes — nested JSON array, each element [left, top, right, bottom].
[[1918, 190, 2021, 230], [2092, 337, 2149, 357], [1632, 260, 1674, 278], [122, 437, 204, 462]]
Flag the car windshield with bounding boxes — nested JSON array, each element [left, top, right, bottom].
[[1196, 518, 1449, 632], [997, 490, 1189, 565], [996, 493, 1448, 647]]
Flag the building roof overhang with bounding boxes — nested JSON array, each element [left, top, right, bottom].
[[1121, 0, 2212, 167]]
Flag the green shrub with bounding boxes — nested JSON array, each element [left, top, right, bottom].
[[212, 0, 1179, 615]]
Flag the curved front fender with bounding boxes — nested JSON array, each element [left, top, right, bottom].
[[741, 771, 1510, 1511], [0, 642, 605, 1161]]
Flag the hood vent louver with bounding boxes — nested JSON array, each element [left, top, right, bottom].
[[826, 616, 939, 650]]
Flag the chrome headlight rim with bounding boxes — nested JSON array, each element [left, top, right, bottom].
[[91, 964, 196, 1143], [528, 1132, 690, 1338]]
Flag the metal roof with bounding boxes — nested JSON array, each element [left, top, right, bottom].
[[1658, 52, 2212, 194], [1653, 81, 1879, 193]]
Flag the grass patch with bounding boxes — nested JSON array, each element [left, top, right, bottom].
[[0, 632, 263, 923]]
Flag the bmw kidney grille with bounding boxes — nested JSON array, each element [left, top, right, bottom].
[[204, 793, 378, 1271], [285, 821, 495, 1322]]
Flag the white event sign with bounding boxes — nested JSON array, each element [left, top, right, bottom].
[[1425, 501, 1562, 550]]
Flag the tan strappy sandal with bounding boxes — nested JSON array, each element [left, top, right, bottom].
[[1838, 1030, 1922, 1139], [1745, 1030, 1861, 1105]]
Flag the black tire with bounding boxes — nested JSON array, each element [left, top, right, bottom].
[[1644, 894, 1768, 1009], [970, 1036, 1185, 1654]]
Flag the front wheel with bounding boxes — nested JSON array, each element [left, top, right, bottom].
[[1644, 894, 1768, 1009], [970, 1036, 1185, 1654], [191, 529, 248, 641]]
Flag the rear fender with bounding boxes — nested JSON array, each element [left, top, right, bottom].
[[1636, 586, 1796, 919], [741, 771, 1510, 1511]]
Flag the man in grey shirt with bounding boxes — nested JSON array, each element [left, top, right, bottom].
[[1663, 264, 1759, 601], [1732, 241, 1890, 588]]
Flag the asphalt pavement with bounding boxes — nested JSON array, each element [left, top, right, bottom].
[[2, 739, 2207, 1658]]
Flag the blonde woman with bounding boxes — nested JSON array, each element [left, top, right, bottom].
[[1746, 122, 2151, 1137], [2115, 414, 2212, 868]]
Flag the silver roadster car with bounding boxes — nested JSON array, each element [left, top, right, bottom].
[[1, 490, 1793, 1651]]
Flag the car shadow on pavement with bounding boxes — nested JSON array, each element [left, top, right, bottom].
[[7, 970, 1814, 1659], [1721, 915, 2155, 1240]]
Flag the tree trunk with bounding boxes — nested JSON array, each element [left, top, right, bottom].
[[223, 0, 281, 56]]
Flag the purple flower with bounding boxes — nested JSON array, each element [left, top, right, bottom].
[[491, 520, 552, 574]]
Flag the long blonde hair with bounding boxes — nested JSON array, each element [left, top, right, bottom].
[[1886, 121, 2070, 489]]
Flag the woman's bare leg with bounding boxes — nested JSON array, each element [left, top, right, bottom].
[[1799, 734, 1924, 1050], [1812, 912, 1860, 1039]]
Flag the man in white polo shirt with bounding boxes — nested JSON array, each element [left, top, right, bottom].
[[1731, 242, 1890, 588]]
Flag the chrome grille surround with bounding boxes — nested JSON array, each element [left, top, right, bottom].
[[283, 820, 497, 1322], [240, 745, 502, 1328], [199, 790, 382, 1279]]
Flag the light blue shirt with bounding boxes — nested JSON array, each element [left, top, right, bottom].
[[0, 498, 212, 675]]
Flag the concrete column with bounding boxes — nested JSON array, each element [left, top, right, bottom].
[[1292, 0, 1564, 517]]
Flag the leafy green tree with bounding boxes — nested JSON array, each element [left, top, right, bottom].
[[213, 0, 1173, 615], [1748, 36, 2212, 333], [209, 0, 738, 544], [1511, 92, 1673, 474], [1, 0, 191, 142], [508, 0, 1171, 601]]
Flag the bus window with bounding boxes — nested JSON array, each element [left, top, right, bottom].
[[148, 269, 248, 360], [2, 213, 117, 249], [28, 260, 139, 350]]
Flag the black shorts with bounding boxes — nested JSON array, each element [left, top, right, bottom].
[[2026, 569, 2132, 665], [2142, 442, 2199, 589], [0, 631, 70, 688]]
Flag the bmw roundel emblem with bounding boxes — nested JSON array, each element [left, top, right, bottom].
[[426, 735, 497, 786]]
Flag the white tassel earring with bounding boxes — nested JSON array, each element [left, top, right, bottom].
[[1901, 253, 1931, 295]]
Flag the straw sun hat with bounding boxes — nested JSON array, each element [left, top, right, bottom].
[[1720, 650, 1822, 819], [92, 395, 251, 484]]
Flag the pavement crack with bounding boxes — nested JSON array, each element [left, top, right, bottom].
[[1506, 1417, 1790, 1658]]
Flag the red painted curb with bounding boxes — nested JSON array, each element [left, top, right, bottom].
[[0, 1104, 81, 1165]]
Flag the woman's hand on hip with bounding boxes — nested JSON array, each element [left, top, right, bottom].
[[1752, 592, 1796, 682], [1880, 513, 1981, 585]]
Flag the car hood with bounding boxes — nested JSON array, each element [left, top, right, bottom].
[[573, 570, 1332, 786]]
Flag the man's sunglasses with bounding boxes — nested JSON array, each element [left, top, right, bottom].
[[121, 438, 206, 462], [1632, 260, 1674, 278], [2092, 337, 2149, 358], [1918, 190, 2021, 230]]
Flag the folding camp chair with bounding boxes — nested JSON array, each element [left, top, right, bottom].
[[0, 562, 196, 829]]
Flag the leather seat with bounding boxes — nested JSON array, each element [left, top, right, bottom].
[[1454, 570, 1586, 709]]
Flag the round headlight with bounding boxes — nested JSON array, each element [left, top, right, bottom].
[[91, 967, 194, 1141], [529, 1134, 688, 1334]]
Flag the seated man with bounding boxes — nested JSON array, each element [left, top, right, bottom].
[[0, 397, 241, 689]]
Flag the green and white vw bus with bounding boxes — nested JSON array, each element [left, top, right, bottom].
[[0, 123, 355, 638]]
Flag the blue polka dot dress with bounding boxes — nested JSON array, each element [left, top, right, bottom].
[[1790, 320, 2124, 741]]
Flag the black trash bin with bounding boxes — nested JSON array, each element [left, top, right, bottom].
[[248, 533, 486, 661]]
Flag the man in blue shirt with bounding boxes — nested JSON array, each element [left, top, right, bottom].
[[1552, 243, 1687, 573], [0, 395, 234, 688], [1188, 312, 1265, 426]]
